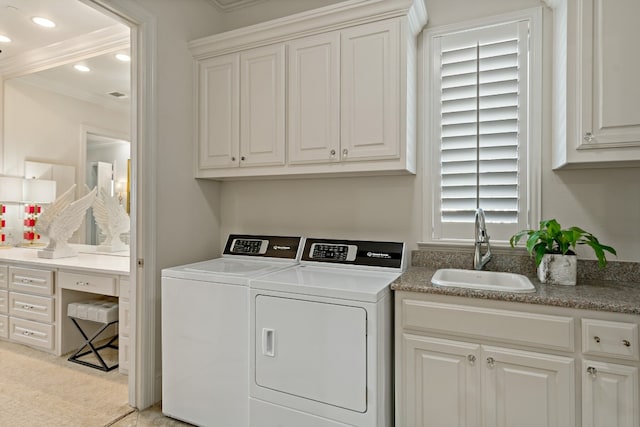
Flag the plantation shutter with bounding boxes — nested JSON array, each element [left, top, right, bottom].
[[431, 20, 530, 241]]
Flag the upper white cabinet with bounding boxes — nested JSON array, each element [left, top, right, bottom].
[[189, 0, 427, 179], [548, 0, 640, 168]]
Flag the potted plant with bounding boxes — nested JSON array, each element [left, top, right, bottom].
[[509, 219, 617, 286]]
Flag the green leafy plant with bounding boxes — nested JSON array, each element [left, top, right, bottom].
[[509, 219, 617, 268]]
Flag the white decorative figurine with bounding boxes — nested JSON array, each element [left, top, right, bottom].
[[36, 185, 97, 259], [92, 187, 130, 252]]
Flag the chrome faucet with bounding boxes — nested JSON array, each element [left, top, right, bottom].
[[473, 208, 492, 270]]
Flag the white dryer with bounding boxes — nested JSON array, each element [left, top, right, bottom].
[[249, 238, 406, 427], [161, 234, 304, 427]]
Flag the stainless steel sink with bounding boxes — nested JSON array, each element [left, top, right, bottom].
[[431, 268, 535, 293]]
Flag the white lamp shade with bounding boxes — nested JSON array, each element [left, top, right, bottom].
[[22, 179, 57, 203], [0, 176, 24, 202]]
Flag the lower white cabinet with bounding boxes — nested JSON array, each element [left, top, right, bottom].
[[118, 277, 131, 374], [396, 292, 640, 426], [582, 359, 639, 427], [401, 334, 574, 427]]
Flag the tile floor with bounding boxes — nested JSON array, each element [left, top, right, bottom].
[[109, 403, 193, 426]]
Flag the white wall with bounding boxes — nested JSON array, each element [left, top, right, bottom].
[[3, 79, 129, 177], [219, 0, 640, 262]]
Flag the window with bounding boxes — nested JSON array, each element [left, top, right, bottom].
[[424, 10, 541, 243]]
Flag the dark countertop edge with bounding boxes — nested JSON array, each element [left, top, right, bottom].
[[391, 267, 640, 316]]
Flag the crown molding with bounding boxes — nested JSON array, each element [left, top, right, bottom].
[[189, 0, 428, 59], [0, 24, 129, 79], [205, 0, 265, 12]]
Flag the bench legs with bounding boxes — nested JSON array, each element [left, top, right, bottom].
[[68, 317, 119, 372]]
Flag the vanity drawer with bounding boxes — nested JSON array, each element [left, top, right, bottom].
[[9, 292, 54, 323], [0, 314, 8, 339], [0, 289, 8, 314], [9, 266, 54, 296], [10, 317, 54, 351], [0, 265, 8, 289], [401, 299, 575, 352], [582, 318, 639, 361], [58, 271, 118, 296]]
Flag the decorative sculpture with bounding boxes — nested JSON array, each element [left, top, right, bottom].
[[36, 185, 97, 259], [92, 187, 130, 252]]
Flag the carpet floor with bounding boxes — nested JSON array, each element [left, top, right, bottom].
[[0, 340, 132, 426]]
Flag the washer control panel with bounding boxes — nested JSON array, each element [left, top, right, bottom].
[[309, 243, 357, 262], [231, 238, 269, 255], [223, 234, 303, 259]]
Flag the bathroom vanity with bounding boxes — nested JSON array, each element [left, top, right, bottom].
[[0, 247, 130, 373]]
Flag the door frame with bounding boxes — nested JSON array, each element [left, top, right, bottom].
[[84, 0, 158, 408]]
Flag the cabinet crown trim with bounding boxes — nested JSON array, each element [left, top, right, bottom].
[[189, 0, 427, 58]]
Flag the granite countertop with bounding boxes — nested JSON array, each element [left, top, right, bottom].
[[394, 248, 640, 315]]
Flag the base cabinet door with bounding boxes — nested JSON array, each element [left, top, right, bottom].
[[582, 359, 639, 427], [401, 333, 481, 427], [482, 346, 575, 427]]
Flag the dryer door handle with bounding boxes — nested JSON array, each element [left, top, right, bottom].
[[262, 328, 276, 357]]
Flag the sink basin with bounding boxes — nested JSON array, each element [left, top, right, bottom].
[[431, 269, 535, 293]]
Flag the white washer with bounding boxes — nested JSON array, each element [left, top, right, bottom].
[[249, 238, 406, 427], [161, 235, 304, 427]]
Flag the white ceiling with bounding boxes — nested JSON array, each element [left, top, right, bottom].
[[0, 0, 130, 111]]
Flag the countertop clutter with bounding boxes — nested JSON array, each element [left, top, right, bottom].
[[392, 247, 640, 314]]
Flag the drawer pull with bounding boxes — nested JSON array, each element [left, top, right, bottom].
[[22, 304, 34, 310], [486, 357, 495, 368], [75, 281, 90, 286], [623, 339, 631, 347], [22, 330, 33, 336], [587, 366, 597, 377], [467, 354, 476, 365], [593, 336, 601, 343], [21, 279, 32, 284]]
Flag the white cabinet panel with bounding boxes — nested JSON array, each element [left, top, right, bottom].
[[0, 314, 7, 339], [198, 54, 240, 169], [582, 359, 639, 427], [254, 295, 367, 413], [551, 0, 640, 167], [482, 346, 575, 427], [0, 289, 7, 314], [240, 44, 286, 167], [0, 265, 8, 288], [402, 333, 481, 427], [341, 19, 400, 162], [9, 292, 54, 323], [10, 317, 54, 351], [9, 266, 54, 296], [288, 33, 340, 165]]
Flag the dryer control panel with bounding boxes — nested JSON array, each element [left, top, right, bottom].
[[303, 238, 404, 269]]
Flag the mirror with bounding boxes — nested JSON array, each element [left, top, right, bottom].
[[84, 132, 130, 246], [2, 47, 131, 248]]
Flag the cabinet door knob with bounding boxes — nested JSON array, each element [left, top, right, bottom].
[[241, 156, 246, 161], [467, 354, 476, 365], [584, 132, 594, 142], [342, 148, 348, 158], [623, 339, 631, 347], [231, 156, 236, 162], [486, 357, 495, 368], [587, 366, 597, 377], [330, 149, 336, 157], [594, 336, 601, 343]]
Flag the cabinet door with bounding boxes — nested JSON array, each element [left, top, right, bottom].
[[288, 33, 340, 164], [580, 0, 640, 150], [582, 359, 639, 427], [198, 53, 240, 169], [341, 19, 400, 162], [482, 346, 575, 427], [240, 44, 286, 167], [400, 334, 481, 427]]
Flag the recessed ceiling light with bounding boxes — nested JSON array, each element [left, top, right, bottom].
[[0, 35, 11, 43], [32, 17, 56, 28], [115, 53, 131, 62], [74, 64, 91, 72]]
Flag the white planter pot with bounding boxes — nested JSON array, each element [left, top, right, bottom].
[[537, 254, 577, 286]]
